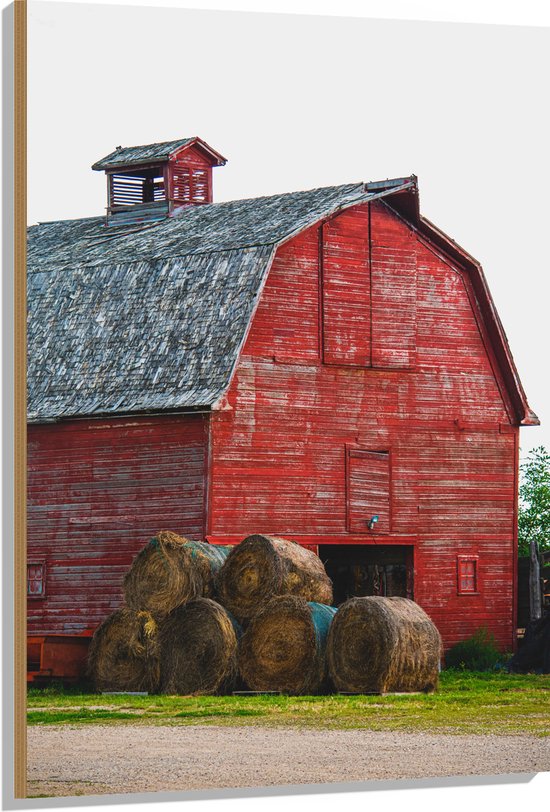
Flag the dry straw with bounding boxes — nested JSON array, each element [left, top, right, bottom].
[[123, 530, 230, 616], [239, 595, 337, 694], [87, 607, 160, 692], [327, 596, 442, 694], [216, 534, 333, 623], [160, 598, 241, 695]]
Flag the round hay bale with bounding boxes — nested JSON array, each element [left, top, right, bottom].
[[216, 535, 333, 623], [239, 596, 337, 694], [327, 596, 442, 694], [160, 598, 242, 695], [87, 608, 160, 692], [123, 531, 231, 616]]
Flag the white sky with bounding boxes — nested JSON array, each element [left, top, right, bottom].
[[27, 0, 550, 461]]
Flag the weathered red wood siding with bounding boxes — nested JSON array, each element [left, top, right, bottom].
[[27, 414, 207, 636], [208, 200, 518, 650], [168, 144, 213, 205]]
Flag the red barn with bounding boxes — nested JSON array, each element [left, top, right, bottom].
[[27, 137, 538, 678]]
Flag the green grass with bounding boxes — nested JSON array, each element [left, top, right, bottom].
[[27, 671, 550, 737]]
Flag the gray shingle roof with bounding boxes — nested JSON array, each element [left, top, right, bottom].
[[92, 137, 226, 170], [27, 182, 400, 422], [92, 138, 196, 170]]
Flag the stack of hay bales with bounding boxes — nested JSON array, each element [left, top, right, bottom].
[[218, 535, 337, 695], [88, 530, 442, 697], [88, 531, 234, 693]]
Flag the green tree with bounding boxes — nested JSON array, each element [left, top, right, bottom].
[[517, 446, 550, 557]]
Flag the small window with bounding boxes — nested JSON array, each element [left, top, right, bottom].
[[27, 562, 45, 597], [457, 556, 478, 594]]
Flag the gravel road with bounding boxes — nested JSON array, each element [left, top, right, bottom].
[[27, 725, 550, 798]]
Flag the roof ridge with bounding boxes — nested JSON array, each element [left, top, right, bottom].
[[27, 181, 365, 230], [111, 136, 196, 151], [209, 181, 364, 208]]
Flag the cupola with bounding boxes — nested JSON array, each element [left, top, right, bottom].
[[92, 137, 227, 225]]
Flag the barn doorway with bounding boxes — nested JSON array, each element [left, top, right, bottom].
[[320, 545, 414, 606]]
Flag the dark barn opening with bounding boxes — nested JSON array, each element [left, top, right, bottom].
[[320, 545, 414, 606]]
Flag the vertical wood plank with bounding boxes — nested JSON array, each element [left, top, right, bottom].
[[370, 202, 417, 368], [14, 0, 27, 799], [322, 209, 371, 366]]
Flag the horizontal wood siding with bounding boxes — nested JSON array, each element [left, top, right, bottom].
[[244, 226, 320, 364], [27, 414, 207, 635], [209, 200, 517, 649]]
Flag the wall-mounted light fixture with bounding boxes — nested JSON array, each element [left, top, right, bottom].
[[368, 515, 379, 530]]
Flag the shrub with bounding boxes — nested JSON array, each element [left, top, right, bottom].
[[444, 628, 504, 672]]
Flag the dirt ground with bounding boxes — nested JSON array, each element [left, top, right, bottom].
[[27, 724, 550, 797]]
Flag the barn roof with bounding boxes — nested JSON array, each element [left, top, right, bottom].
[[28, 177, 538, 426], [92, 137, 227, 171], [27, 182, 395, 422]]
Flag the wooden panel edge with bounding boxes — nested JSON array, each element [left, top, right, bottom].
[[14, 0, 27, 800]]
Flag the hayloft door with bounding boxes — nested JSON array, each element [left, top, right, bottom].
[[347, 448, 391, 534]]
